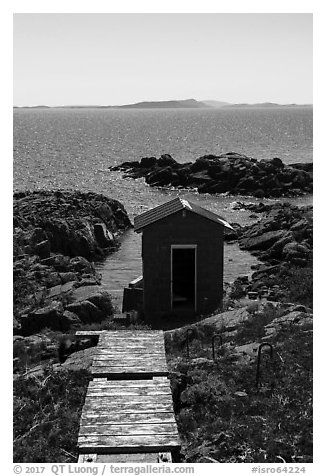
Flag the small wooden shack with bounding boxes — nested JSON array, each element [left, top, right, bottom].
[[130, 197, 232, 326]]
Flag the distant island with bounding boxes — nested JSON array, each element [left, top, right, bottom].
[[118, 99, 210, 109], [223, 102, 312, 109], [14, 99, 312, 109]]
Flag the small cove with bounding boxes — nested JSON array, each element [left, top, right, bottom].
[[94, 184, 312, 310]]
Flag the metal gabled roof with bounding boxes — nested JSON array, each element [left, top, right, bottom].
[[134, 197, 233, 232]]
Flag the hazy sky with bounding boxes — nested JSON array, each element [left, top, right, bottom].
[[13, 13, 313, 106]]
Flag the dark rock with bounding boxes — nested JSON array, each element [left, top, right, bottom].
[[47, 281, 77, 298], [71, 285, 114, 316], [145, 167, 174, 186], [65, 300, 102, 323], [271, 157, 284, 169], [22, 301, 64, 335], [190, 157, 214, 173], [62, 310, 82, 328], [59, 271, 78, 283], [239, 230, 286, 251], [44, 272, 63, 288], [140, 156, 157, 168], [198, 180, 230, 194], [94, 223, 114, 248], [187, 171, 212, 185], [157, 154, 178, 167], [30, 228, 48, 245], [69, 256, 94, 273], [111, 152, 312, 198], [34, 240, 51, 259]]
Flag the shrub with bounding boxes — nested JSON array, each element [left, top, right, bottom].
[[168, 325, 312, 463]]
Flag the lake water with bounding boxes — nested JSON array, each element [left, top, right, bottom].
[[13, 107, 313, 307]]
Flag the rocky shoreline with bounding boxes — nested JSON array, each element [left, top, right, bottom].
[[13, 190, 131, 336], [110, 152, 312, 198], [225, 201, 312, 304]]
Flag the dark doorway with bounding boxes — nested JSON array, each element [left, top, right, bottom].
[[172, 247, 196, 311]]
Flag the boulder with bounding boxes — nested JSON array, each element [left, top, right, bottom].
[[239, 230, 286, 252], [71, 285, 114, 316], [140, 156, 157, 168], [22, 301, 64, 335], [69, 256, 94, 273], [65, 300, 103, 323], [47, 281, 77, 298], [157, 154, 178, 167], [271, 157, 284, 169], [62, 310, 83, 329]]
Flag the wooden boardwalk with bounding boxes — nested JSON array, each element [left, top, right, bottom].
[[76, 330, 180, 462]]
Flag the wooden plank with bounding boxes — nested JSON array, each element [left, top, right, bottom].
[[79, 423, 179, 436], [77, 330, 181, 458], [88, 379, 170, 387], [90, 372, 168, 378], [92, 355, 167, 362], [76, 331, 104, 336], [78, 435, 180, 452], [87, 387, 171, 396], [92, 348, 166, 354], [91, 361, 167, 369], [98, 338, 164, 345], [98, 333, 163, 339], [90, 371, 169, 379], [91, 453, 172, 463], [83, 394, 174, 405], [93, 347, 165, 353], [98, 330, 163, 335], [80, 412, 176, 425], [82, 401, 174, 413]]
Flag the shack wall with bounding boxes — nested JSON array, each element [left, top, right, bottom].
[[141, 210, 224, 325]]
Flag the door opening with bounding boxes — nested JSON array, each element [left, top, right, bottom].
[[171, 246, 196, 311]]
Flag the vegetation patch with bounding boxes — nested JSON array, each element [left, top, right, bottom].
[[13, 368, 90, 463], [167, 323, 312, 463]]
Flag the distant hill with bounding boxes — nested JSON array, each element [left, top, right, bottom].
[[201, 100, 231, 108], [117, 99, 211, 109], [223, 102, 312, 109]]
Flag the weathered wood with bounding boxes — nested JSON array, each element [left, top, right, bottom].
[[89, 379, 169, 387], [91, 362, 167, 370], [79, 423, 179, 436], [78, 434, 180, 453], [80, 452, 172, 463], [84, 393, 172, 404], [90, 371, 169, 379], [92, 355, 167, 362], [87, 387, 171, 396], [77, 331, 180, 460], [80, 412, 176, 425], [93, 349, 166, 354], [82, 401, 174, 414], [90, 330, 169, 378], [76, 331, 104, 336]]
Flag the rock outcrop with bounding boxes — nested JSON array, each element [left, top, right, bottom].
[[13, 190, 132, 335], [110, 152, 313, 198], [225, 201, 312, 303]]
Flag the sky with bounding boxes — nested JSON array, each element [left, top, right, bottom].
[[13, 13, 313, 106]]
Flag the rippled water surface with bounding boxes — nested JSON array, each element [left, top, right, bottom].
[[14, 107, 313, 305]]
